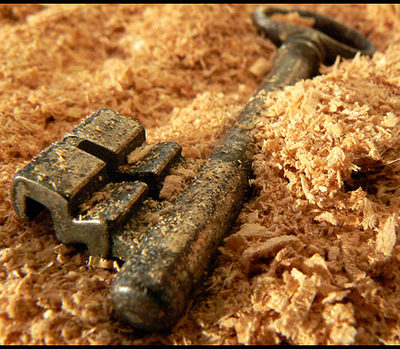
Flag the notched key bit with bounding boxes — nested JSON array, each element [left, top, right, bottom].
[[64, 108, 146, 169], [11, 108, 182, 257]]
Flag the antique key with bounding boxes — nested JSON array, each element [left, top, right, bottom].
[[11, 7, 375, 331]]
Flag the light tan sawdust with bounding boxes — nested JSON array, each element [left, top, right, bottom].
[[1, 3, 400, 345]]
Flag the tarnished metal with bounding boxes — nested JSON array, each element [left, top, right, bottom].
[[252, 6, 375, 64], [11, 6, 376, 332], [11, 108, 182, 257], [110, 7, 375, 331]]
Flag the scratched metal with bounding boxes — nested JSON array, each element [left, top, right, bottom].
[[110, 7, 375, 331], [11, 108, 182, 257]]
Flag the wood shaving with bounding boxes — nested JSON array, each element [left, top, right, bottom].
[[249, 57, 272, 77], [159, 175, 185, 202]]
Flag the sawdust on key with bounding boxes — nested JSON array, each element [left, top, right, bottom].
[[2, 3, 400, 346]]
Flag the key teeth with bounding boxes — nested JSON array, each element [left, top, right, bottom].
[[63, 108, 146, 168], [76, 181, 148, 230], [118, 141, 182, 194], [11, 108, 184, 259]]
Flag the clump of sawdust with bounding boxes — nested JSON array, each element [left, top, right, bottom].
[[2, 3, 400, 346], [237, 49, 400, 344]]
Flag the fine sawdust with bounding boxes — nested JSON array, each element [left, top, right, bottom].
[[1, 4, 400, 345]]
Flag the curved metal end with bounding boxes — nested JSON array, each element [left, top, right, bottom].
[[111, 260, 183, 332], [111, 284, 170, 332], [252, 6, 376, 65]]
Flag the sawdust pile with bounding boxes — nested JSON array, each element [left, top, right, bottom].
[[1, 3, 400, 345]]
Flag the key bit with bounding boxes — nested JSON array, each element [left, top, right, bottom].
[[11, 108, 182, 257], [10, 6, 376, 333]]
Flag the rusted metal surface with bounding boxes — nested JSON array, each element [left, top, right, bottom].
[[11, 6, 376, 332], [252, 7, 375, 64], [11, 108, 182, 257], [110, 7, 375, 331]]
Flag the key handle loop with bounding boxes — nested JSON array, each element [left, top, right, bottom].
[[252, 6, 376, 65]]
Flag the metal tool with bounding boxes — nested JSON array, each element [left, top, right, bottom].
[[10, 7, 375, 331]]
